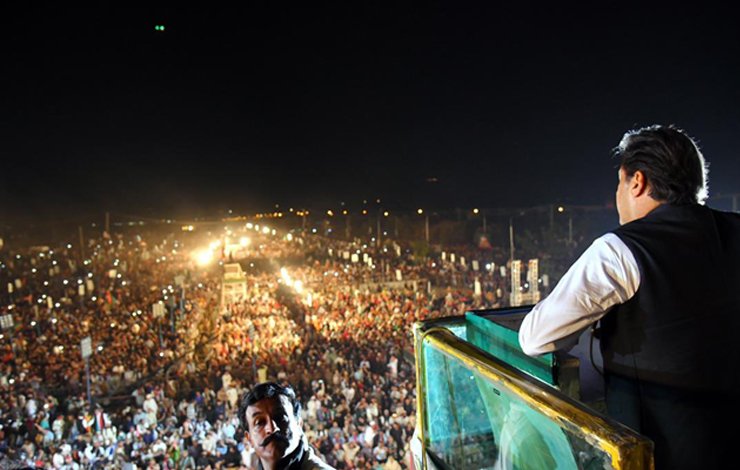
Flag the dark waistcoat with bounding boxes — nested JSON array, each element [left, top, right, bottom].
[[603, 204, 740, 392]]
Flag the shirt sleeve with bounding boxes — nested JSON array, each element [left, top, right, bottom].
[[518, 233, 640, 356]]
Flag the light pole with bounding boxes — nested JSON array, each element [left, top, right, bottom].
[[343, 209, 351, 239], [568, 216, 573, 245], [299, 210, 307, 231], [375, 198, 383, 247], [376, 211, 382, 247], [78, 226, 85, 262], [418, 209, 429, 243], [473, 208, 486, 233], [80, 336, 93, 411], [326, 209, 334, 237], [248, 324, 257, 382], [509, 217, 515, 263], [556, 205, 574, 247]]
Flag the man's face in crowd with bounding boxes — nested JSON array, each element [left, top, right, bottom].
[[245, 395, 303, 467]]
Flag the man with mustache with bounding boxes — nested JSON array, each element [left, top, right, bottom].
[[239, 382, 335, 470]]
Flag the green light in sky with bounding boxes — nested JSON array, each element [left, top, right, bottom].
[[155, 25, 165, 31]]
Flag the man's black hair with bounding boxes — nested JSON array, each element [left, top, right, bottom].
[[238, 382, 301, 431], [613, 124, 709, 205]]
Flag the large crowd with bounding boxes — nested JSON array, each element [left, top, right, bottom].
[[0, 223, 533, 469]]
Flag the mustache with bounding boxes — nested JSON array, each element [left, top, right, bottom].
[[260, 432, 290, 447]]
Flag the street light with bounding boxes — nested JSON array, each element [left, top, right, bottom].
[[555, 205, 573, 245], [418, 209, 429, 243], [342, 209, 351, 239], [473, 208, 487, 232]]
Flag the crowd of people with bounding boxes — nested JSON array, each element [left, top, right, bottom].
[[0, 223, 533, 468]]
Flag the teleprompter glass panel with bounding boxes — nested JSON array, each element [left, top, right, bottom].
[[419, 336, 646, 469], [414, 313, 652, 470]]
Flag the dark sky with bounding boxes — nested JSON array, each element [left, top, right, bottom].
[[3, 2, 740, 223]]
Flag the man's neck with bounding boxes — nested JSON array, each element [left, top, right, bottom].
[[260, 437, 307, 470], [638, 198, 663, 219]]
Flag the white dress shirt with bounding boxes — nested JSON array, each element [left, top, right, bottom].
[[519, 233, 641, 356]]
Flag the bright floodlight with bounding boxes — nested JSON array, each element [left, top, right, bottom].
[[239, 237, 251, 247], [194, 249, 214, 266]]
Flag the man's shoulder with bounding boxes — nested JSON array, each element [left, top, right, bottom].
[[577, 233, 632, 263], [708, 205, 740, 226], [301, 448, 336, 470], [614, 203, 740, 239]]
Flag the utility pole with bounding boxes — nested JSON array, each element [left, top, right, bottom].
[[425, 215, 430, 243], [80, 337, 93, 411], [249, 324, 257, 382], [508, 217, 515, 262], [376, 211, 381, 247], [568, 217, 573, 245], [78, 226, 85, 261]]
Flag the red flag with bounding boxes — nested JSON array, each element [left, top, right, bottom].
[[478, 235, 493, 250]]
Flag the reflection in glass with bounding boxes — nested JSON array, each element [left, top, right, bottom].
[[422, 341, 611, 469]]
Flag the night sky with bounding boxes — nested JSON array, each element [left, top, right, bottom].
[[3, 3, 740, 223]]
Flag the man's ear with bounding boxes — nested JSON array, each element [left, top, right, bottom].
[[630, 170, 650, 197]]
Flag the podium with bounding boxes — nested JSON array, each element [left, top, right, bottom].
[[411, 307, 653, 469]]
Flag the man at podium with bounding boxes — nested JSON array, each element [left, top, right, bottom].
[[519, 125, 740, 469]]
